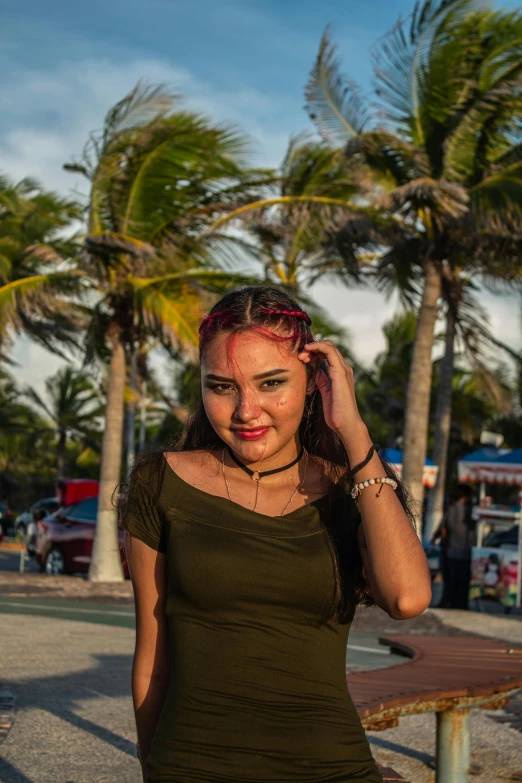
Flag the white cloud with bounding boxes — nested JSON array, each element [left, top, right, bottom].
[[0, 57, 289, 195], [12, 336, 81, 397], [481, 290, 521, 354], [312, 280, 398, 363]]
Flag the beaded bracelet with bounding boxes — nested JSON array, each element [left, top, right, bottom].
[[350, 476, 398, 500]]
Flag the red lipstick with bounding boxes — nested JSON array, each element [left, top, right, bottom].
[[232, 427, 270, 440]]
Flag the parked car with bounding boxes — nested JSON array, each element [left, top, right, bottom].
[[15, 497, 59, 538], [35, 496, 128, 577], [0, 502, 13, 537]]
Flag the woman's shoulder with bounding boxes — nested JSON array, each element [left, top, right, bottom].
[[163, 449, 215, 473]]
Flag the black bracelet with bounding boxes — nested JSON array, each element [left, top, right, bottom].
[[349, 443, 380, 479]]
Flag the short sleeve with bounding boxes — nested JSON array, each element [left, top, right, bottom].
[[123, 477, 166, 553]]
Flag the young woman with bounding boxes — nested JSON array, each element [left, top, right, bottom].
[[120, 285, 431, 783]]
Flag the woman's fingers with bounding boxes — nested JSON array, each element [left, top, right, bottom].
[[299, 341, 350, 372], [314, 367, 331, 390]]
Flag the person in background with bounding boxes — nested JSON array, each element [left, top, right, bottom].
[[441, 484, 475, 610], [430, 498, 452, 608]]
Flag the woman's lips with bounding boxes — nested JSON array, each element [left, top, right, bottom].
[[233, 427, 270, 440]]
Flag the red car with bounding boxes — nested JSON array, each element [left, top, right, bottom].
[[35, 496, 129, 577]]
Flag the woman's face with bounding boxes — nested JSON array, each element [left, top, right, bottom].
[[201, 329, 312, 459]]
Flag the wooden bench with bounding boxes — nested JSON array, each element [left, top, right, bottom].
[[349, 635, 522, 783]]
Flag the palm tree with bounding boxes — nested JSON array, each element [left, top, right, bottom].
[[65, 83, 271, 581], [0, 174, 83, 362], [424, 280, 516, 536], [25, 366, 102, 480], [356, 311, 418, 448], [304, 1, 522, 522], [245, 136, 361, 287]]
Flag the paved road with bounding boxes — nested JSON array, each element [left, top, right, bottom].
[[0, 548, 39, 574], [1, 613, 141, 783]]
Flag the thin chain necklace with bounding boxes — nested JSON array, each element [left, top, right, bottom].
[[221, 447, 309, 516]]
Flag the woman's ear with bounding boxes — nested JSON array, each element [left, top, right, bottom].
[[306, 356, 321, 394]]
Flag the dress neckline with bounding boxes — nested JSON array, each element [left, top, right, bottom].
[[162, 454, 329, 521]]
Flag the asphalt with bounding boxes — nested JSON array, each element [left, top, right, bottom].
[[0, 597, 136, 629]]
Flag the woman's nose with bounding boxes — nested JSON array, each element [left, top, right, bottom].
[[234, 389, 262, 421]]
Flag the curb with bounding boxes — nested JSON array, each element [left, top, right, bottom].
[[0, 542, 25, 551], [0, 685, 15, 745]]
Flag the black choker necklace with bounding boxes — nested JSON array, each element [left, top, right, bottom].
[[226, 444, 304, 482]]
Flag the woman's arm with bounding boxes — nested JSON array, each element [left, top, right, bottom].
[[343, 425, 432, 620], [127, 534, 171, 781], [298, 339, 432, 621]]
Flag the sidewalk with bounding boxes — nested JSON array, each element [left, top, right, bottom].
[[0, 614, 141, 783], [430, 607, 522, 644]]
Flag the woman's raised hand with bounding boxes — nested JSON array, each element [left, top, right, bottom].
[[297, 340, 364, 442]]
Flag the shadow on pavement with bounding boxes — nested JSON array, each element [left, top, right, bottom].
[[3, 652, 137, 780], [0, 757, 36, 783], [369, 734, 435, 766]]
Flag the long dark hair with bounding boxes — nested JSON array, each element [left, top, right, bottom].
[[119, 285, 413, 622]]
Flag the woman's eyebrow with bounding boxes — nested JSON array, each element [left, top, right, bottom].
[[205, 369, 290, 382]]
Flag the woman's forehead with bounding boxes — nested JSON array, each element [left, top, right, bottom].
[[202, 330, 298, 372]]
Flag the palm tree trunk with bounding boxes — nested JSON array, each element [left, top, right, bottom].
[[57, 428, 67, 480], [402, 257, 441, 532], [89, 321, 125, 582], [139, 379, 147, 452], [126, 347, 137, 476], [424, 306, 457, 541]]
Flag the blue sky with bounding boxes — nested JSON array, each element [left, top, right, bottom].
[[1, 0, 420, 182], [1, 0, 520, 393]]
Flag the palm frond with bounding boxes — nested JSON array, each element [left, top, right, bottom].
[[472, 170, 522, 218], [205, 195, 355, 233], [134, 283, 202, 359], [444, 82, 522, 183], [345, 131, 430, 188], [384, 177, 469, 224], [374, 240, 426, 306], [0, 272, 78, 323], [102, 81, 176, 143], [305, 28, 371, 146], [24, 386, 55, 421], [85, 232, 156, 263], [371, 0, 480, 141]]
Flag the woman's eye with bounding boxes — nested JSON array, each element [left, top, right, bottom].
[[210, 384, 234, 393], [208, 379, 285, 393]]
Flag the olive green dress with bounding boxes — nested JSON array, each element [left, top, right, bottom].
[[126, 460, 382, 783]]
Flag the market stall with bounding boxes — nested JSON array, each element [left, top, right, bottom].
[[457, 448, 522, 609], [457, 447, 510, 484], [381, 448, 438, 488]]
